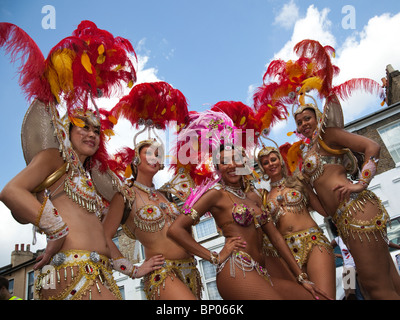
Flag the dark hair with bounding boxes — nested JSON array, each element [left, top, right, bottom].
[[0, 276, 9, 290]]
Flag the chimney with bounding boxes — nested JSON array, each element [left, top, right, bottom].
[[11, 243, 34, 267]]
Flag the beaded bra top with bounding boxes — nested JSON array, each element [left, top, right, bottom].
[[302, 146, 343, 185], [266, 184, 308, 225], [213, 183, 269, 230], [126, 182, 180, 235]]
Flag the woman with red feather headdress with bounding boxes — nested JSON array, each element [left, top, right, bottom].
[[258, 39, 400, 299], [102, 81, 203, 300], [0, 21, 137, 300]]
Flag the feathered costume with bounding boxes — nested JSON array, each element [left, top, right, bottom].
[[107, 81, 193, 202], [253, 39, 385, 174], [0, 20, 138, 301], [0, 20, 136, 178]]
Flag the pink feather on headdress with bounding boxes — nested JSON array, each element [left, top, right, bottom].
[[172, 110, 236, 185]]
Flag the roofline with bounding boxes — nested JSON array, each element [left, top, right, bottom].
[[345, 101, 400, 132]]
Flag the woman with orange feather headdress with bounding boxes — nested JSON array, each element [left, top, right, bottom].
[[0, 21, 137, 300], [256, 39, 400, 299], [102, 81, 204, 300]]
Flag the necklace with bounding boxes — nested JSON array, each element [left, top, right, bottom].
[[133, 180, 158, 201], [270, 177, 286, 203], [221, 183, 246, 199], [270, 177, 286, 189]]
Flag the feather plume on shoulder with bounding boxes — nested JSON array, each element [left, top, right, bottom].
[[183, 177, 220, 210]]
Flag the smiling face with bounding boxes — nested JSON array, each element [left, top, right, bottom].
[[137, 144, 163, 176], [295, 109, 318, 139], [217, 148, 245, 186], [260, 151, 283, 181], [70, 120, 100, 164]]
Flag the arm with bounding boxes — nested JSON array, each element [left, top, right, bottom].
[[0, 148, 63, 224], [324, 127, 381, 201], [303, 181, 328, 217], [168, 189, 245, 264], [0, 149, 68, 269]]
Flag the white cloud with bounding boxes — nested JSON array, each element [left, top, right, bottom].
[[274, 0, 300, 30], [0, 202, 46, 266], [334, 12, 400, 121], [272, 5, 336, 62]]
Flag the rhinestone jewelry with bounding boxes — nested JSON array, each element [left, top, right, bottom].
[[134, 181, 158, 201]]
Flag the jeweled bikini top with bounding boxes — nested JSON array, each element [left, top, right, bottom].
[[267, 183, 307, 225], [213, 183, 269, 230], [302, 141, 344, 185], [131, 183, 180, 234]]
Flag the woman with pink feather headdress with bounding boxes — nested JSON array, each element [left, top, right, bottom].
[[167, 107, 332, 300], [257, 39, 400, 299], [0, 21, 137, 300], [102, 81, 203, 300]]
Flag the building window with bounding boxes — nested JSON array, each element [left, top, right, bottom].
[[388, 216, 400, 250], [119, 285, 125, 300], [27, 271, 35, 300], [378, 120, 400, 164], [8, 279, 15, 295], [200, 259, 222, 300], [193, 214, 218, 241]]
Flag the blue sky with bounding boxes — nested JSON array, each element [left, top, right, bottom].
[[1, 0, 400, 266]]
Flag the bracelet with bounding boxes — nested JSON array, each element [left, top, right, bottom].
[[210, 251, 220, 265], [36, 195, 69, 241], [357, 156, 379, 187], [296, 272, 309, 284], [182, 206, 200, 224], [112, 257, 138, 278], [297, 272, 314, 285]]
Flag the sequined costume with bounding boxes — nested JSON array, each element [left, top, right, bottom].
[[143, 257, 202, 300], [332, 189, 389, 244], [217, 251, 273, 285], [283, 227, 333, 269], [35, 250, 122, 300]]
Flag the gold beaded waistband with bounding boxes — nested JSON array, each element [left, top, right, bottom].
[[50, 249, 112, 270]]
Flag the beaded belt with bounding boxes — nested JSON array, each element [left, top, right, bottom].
[[36, 250, 121, 300]]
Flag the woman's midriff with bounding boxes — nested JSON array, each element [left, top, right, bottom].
[[313, 166, 349, 217]]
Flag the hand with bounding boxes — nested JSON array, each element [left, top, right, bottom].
[[332, 181, 364, 203], [33, 237, 65, 270], [135, 254, 165, 278], [300, 281, 333, 301], [219, 237, 247, 263]]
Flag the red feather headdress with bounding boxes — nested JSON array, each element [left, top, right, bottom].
[[256, 39, 384, 111], [109, 81, 189, 179], [0, 21, 137, 173], [0, 20, 137, 113]]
